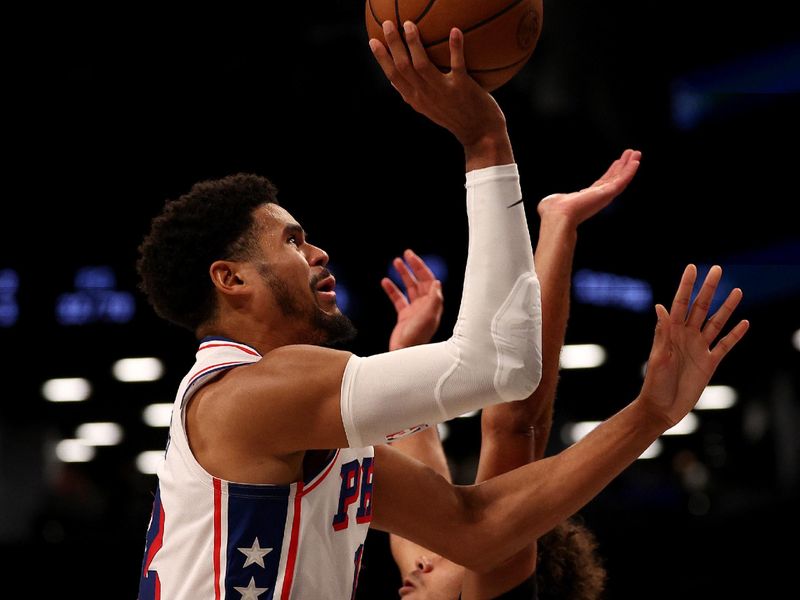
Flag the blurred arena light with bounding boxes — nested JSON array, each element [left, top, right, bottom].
[[112, 357, 164, 382], [662, 412, 699, 435], [136, 451, 165, 475], [143, 403, 173, 427], [42, 378, 92, 402], [563, 421, 663, 459], [55, 439, 96, 463], [559, 344, 607, 369], [793, 328, 800, 351], [573, 269, 652, 313], [76, 422, 124, 446], [562, 421, 603, 445], [695, 385, 737, 410], [639, 439, 663, 459]]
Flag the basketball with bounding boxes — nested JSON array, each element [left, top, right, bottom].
[[366, 0, 543, 91]]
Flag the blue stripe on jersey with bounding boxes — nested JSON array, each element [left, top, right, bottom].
[[139, 485, 164, 599], [225, 483, 292, 599]]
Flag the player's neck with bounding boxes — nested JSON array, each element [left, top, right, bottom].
[[197, 312, 313, 356]]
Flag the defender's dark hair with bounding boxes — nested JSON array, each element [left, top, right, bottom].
[[537, 517, 607, 600], [137, 173, 279, 332]]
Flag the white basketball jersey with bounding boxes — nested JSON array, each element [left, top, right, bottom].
[[138, 337, 374, 599]]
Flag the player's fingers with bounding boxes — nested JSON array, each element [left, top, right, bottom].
[[369, 37, 414, 98], [686, 265, 722, 329], [710, 319, 750, 364], [394, 256, 419, 300], [670, 264, 697, 324], [702, 287, 742, 344], [381, 277, 409, 313], [404, 249, 436, 282], [402, 22, 438, 82], [383, 20, 426, 88], [448, 28, 466, 74]]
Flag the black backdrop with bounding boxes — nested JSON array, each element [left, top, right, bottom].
[[2, 2, 799, 598]]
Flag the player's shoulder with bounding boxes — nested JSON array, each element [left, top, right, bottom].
[[258, 343, 352, 372]]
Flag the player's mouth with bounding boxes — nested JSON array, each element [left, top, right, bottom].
[[398, 578, 416, 597], [315, 274, 337, 302]]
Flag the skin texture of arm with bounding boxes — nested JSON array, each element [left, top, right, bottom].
[[372, 263, 748, 574]]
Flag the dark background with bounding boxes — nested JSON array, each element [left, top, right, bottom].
[[2, 1, 798, 598]]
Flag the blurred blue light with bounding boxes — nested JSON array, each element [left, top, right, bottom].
[[56, 292, 94, 325], [671, 42, 800, 130], [573, 269, 653, 313], [104, 291, 136, 323], [0, 268, 20, 327], [57, 266, 136, 325], [334, 285, 350, 314], [75, 266, 116, 290]]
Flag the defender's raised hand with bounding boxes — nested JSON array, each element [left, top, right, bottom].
[[640, 265, 749, 427], [382, 249, 444, 351], [537, 149, 642, 226]]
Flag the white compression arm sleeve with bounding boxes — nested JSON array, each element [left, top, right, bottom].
[[341, 164, 542, 447]]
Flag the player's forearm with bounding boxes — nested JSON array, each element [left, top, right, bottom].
[[460, 397, 665, 571], [340, 166, 542, 447]]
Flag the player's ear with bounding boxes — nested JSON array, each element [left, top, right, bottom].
[[209, 260, 248, 296]]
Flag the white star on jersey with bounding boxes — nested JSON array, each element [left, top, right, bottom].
[[237, 537, 273, 568], [234, 576, 268, 599]]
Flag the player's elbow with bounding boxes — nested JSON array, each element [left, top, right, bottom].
[[494, 349, 542, 403], [443, 488, 518, 573], [490, 273, 543, 402]]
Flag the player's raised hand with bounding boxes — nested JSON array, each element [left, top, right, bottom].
[[537, 149, 642, 227], [639, 265, 749, 428], [382, 249, 444, 351], [368, 21, 507, 152]]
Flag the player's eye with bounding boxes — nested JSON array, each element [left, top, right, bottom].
[[288, 235, 298, 246]]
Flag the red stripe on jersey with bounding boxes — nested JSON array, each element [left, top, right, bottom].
[[143, 503, 165, 576], [200, 342, 260, 357], [281, 482, 304, 600], [213, 478, 222, 600], [303, 450, 340, 495]]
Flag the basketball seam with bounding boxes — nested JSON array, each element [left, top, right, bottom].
[[394, 0, 402, 30], [422, 0, 528, 49], [367, 0, 382, 27], [412, 0, 438, 25]]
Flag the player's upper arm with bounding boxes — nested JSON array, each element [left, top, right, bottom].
[[211, 343, 352, 453]]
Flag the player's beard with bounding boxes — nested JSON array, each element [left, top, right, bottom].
[[258, 265, 357, 347]]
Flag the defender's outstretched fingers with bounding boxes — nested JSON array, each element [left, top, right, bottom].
[[686, 265, 722, 329], [404, 249, 436, 283], [448, 28, 466, 75], [710, 318, 750, 363], [394, 256, 419, 301], [702, 287, 743, 344], [402, 22, 438, 82], [670, 264, 697, 324], [382, 277, 410, 313]]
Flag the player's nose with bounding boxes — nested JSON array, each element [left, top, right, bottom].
[[415, 556, 433, 573], [306, 243, 329, 267]]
